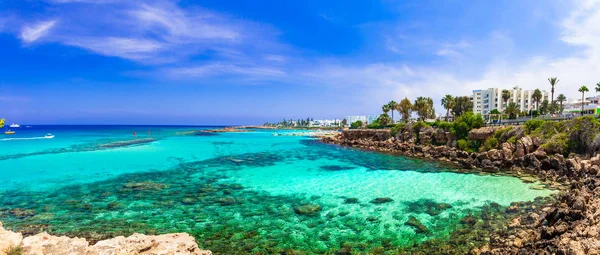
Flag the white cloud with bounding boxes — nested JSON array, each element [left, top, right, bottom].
[[10, 0, 281, 66], [63, 37, 165, 61], [166, 63, 285, 79], [20, 20, 57, 43]]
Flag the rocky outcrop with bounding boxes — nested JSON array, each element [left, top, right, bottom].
[[468, 126, 502, 141], [342, 129, 390, 141], [0, 222, 22, 255], [0, 222, 211, 255]]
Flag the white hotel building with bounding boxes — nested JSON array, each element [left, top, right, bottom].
[[472, 86, 550, 115], [346, 115, 368, 124]]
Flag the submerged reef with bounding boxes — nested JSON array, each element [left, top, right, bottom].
[[0, 138, 156, 161]]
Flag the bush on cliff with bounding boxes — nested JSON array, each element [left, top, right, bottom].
[[563, 116, 600, 155], [350, 120, 363, 129], [542, 133, 568, 155], [390, 123, 406, 137], [456, 139, 480, 152], [493, 126, 524, 145], [524, 116, 600, 156], [451, 112, 484, 139], [524, 119, 545, 134], [482, 137, 498, 151]]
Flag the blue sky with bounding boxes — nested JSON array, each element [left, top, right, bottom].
[[1, 0, 599, 125]]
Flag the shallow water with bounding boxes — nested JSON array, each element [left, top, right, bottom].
[[0, 126, 555, 253]]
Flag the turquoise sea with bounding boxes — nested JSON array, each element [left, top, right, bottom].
[[0, 126, 555, 254]]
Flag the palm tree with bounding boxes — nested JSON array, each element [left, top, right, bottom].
[[387, 100, 397, 123], [0, 118, 4, 129], [505, 102, 520, 119], [595, 82, 600, 93], [398, 98, 413, 122], [441, 94, 455, 121], [501, 90, 511, 110], [532, 89, 543, 111], [548, 77, 559, 104], [382, 104, 390, 115], [579, 85, 589, 115], [557, 94, 566, 114]]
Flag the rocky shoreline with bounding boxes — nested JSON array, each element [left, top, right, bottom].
[[321, 128, 600, 254], [0, 222, 212, 255]]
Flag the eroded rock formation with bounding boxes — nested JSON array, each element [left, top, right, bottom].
[[0, 222, 212, 255]]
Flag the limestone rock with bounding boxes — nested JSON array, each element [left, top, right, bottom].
[[89, 233, 211, 255], [0, 222, 23, 255], [468, 127, 500, 141], [21, 232, 89, 255], [520, 136, 534, 154], [0, 221, 211, 255]]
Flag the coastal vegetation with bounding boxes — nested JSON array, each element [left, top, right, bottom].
[[0, 118, 4, 129]]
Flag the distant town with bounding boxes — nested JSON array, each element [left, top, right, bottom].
[[266, 85, 600, 128]]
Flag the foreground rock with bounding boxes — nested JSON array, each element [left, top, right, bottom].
[[0, 222, 211, 255], [293, 204, 322, 216]]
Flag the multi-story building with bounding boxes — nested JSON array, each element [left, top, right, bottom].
[[346, 116, 367, 124], [472, 86, 550, 115], [367, 115, 379, 124], [312, 119, 342, 127]]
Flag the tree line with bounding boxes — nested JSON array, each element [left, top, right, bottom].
[[496, 78, 600, 119], [367, 96, 474, 127]]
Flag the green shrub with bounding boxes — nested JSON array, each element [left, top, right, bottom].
[[390, 123, 406, 137], [507, 136, 517, 144], [412, 121, 430, 133], [457, 139, 469, 151], [451, 112, 484, 139], [452, 122, 470, 140], [483, 137, 498, 151], [350, 120, 363, 129], [533, 121, 562, 139], [493, 127, 512, 140], [524, 119, 545, 134], [542, 133, 568, 156]]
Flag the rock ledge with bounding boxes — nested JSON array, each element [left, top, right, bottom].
[[0, 222, 212, 255]]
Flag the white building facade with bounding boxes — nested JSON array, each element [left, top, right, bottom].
[[472, 86, 550, 115], [346, 116, 367, 124]]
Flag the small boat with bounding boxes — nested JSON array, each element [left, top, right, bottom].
[[44, 133, 54, 139], [9, 123, 20, 128], [5, 130, 15, 135]]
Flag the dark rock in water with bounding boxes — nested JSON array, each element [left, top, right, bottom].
[[319, 165, 355, 171], [293, 204, 322, 215], [191, 131, 219, 136], [404, 216, 429, 234], [122, 181, 166, 191], [106, 202, 120, 210], [216, 197, 237, 206], [370, 197, 394, 204], [344, 198, 359, 204], [98, 138, 155, 148], [404, 199, 452, 216], [9, 208, 36, 218], [460, 215, 477, 226], [366, 216, 380, 222]]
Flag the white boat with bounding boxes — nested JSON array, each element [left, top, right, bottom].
[[9, 123, 20, 128], [44, 133, 54, 139]]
